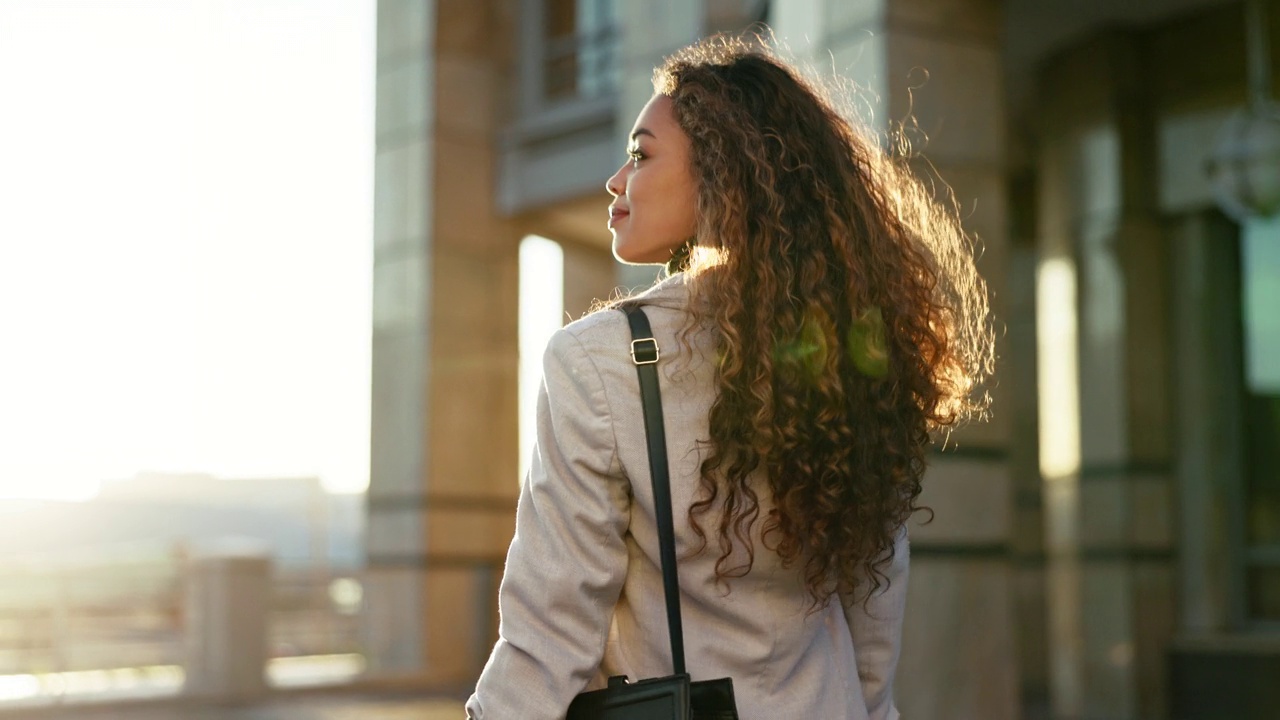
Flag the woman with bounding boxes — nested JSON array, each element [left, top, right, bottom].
[[466, 35, 993, 720]]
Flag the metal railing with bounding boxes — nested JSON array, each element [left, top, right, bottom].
[[0, 551, 392, 707], [0, 559, 183, 678]]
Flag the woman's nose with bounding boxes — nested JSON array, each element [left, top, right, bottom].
[[605, 164, 627, 197]]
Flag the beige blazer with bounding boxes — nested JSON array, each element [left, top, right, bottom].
[[466, 272, 908, 720]]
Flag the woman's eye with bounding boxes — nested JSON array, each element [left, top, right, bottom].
[[628, 150, 644, 165]]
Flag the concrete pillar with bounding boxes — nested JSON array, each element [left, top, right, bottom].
[[1037, 29, 1178, 720], [1169, 211, 1243, 636], [369, 0, 520, 686], [771, 1, 1019, 718], [422, 0, 522, 684], [183, 546, 271, 701], [367, 0, 435, 677]]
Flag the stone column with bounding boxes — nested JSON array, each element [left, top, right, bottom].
[[1037, 30, 1178, 720], [183, 546, 271, 701], [368, 0, 520, 685], [422, 0, 522, 685], [771, 1, 1020, 718], [367, 0, 435, 678]]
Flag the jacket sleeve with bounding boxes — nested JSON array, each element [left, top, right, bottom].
[[466, 328, 630, 720], [842, 525, 910, 720]]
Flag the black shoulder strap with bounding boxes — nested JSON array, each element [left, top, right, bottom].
[[621, 304, 686, 676]]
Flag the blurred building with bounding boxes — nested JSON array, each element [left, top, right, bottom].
[[0, 473, 362, 568], [368, 0, 1279, 717]]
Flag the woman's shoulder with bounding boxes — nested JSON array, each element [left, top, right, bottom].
[[555, 271, 693, 350], [556, 304, 630, 352]]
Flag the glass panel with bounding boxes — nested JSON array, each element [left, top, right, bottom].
[[1241, 217, 1280, 394], [1246, 566, 1280, 621], [544, 0, 578, 99], [543, 0, 618, 102], [1241, 218, 1280, 547]]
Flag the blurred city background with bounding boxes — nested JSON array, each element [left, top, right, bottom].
[[0, 0, 1277, 718]]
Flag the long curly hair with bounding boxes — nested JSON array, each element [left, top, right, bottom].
[[653, 36, 995, 607]]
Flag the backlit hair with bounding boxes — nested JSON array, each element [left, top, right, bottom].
[[655, 34, 995, 606]]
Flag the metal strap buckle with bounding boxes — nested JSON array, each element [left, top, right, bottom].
[[630, 338, 660, 365]]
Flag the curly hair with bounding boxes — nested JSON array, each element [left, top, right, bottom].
[[653, 35, 995, 607]]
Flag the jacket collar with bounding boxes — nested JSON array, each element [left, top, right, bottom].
[[629, 270, 693, 311]]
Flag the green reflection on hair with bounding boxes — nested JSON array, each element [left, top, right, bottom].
[[847, 306, 889, 379], [773, 308, 830, 384]]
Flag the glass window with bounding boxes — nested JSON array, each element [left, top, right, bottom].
[[1240, 216, 1280, 621], [543, 0, 618, 102]]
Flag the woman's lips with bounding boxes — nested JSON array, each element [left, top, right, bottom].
[[608, 210, 629, 228]]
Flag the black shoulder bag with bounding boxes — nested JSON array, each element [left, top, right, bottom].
[[565, 306, 739, 720]]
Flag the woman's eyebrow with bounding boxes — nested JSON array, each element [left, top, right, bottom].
[[629, 128, 656, 141]]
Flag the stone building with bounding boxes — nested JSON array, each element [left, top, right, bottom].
[[366, 1, 1280, 717]]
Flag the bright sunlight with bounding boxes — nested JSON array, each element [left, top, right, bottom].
[[0, 0, 375, 500]]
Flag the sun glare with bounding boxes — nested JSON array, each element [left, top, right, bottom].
[[1035, 257, 1081, 482], [0, 0, 375, 501], [518, 236, 566, 483]]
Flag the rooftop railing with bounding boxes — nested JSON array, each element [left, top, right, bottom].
[[0, 550, 422, 710]]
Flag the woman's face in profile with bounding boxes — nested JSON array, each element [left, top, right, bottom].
[[606, 94, 698, 265]]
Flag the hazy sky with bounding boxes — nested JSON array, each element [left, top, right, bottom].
[[0, 0, 376, 499]]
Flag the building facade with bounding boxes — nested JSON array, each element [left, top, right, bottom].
[[368, 1, 1280, 717]]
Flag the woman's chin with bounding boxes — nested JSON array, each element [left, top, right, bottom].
[[613, 239, 677, 266], [612, 241, 654, 265], [614, 252, 666, 266]]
